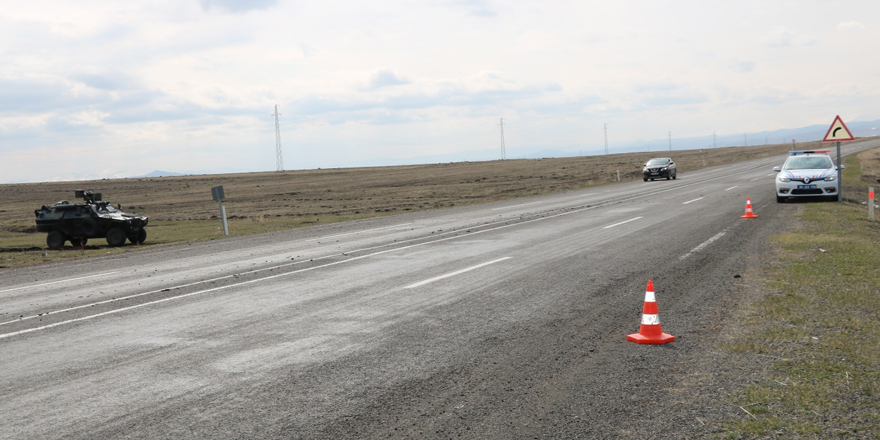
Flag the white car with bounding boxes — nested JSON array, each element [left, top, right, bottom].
[[773, 150, 843, 203]]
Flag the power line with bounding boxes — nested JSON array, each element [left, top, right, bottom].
[[273, 104, 284, 171]]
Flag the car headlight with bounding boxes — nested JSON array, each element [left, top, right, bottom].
[[661, 167, 667, 171], [824, 175, 836, 181], [778, 176, 791, 182]]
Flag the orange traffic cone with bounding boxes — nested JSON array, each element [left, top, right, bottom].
[[627, 280, 675, 345], [741, 197, 758, 218]]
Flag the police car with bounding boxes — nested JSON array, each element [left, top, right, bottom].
[[773, 150, 843, 203]]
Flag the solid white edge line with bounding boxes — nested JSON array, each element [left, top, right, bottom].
[[0, 283, 234, 340], [724, 186, 738, 191], [683, 197, 704, 205], [492, 202, 541, 210], [405, 257, 512, 289], [0, 275, 236, 327], [0, 272, 121, 294], [680, 232, 726, 261], [309, 224, 405, 241], [603, 217, 643, 229]]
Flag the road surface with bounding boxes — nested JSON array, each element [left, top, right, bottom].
[[2, 140, 877, 439]]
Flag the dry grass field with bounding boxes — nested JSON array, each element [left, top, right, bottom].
[[0, 141, 849, 268]]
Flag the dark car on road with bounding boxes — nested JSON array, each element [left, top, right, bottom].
[[643, 157, 676, 181]]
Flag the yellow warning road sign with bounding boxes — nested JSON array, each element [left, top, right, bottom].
[[823, 115, 855, 142]]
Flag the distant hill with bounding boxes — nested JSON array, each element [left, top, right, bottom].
[[140, 170, 185, 178]]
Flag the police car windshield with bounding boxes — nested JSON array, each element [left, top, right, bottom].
[[785, 156, 833, 170]]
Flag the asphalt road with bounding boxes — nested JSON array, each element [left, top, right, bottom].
[[2, 140, 878, 439]]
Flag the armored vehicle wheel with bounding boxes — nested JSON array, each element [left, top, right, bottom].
[[46, 231, 65, 250], [79, 217, 99, 237], [129, 229, 147, 244], [106, 227, 127, 247]]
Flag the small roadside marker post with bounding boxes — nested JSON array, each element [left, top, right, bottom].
[[870, 187, 875, 221], [837, 141, 842, 202], [212, 185, 229, 236]]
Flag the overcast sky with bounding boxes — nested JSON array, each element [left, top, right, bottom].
[[1, 1, 878, 183]]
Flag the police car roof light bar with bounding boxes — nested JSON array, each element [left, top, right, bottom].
[[789, 150, 830, 156]]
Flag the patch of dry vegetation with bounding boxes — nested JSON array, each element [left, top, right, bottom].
[[721, 150, 880, 438]]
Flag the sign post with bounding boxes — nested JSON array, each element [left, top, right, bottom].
[[822, 115, 855, 203], [212, 185, 229, 236], [870, 187, 875, 221]]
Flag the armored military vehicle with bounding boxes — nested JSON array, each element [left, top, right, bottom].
[[34, 190, 149, 250]]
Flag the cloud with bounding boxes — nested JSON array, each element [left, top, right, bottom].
[[3, 1, 880, 183], [362, 70, 410, 91], [762, 26, 817, 47], [632, 82, 709, 108], [0, 77, 103, 113], [70, 69, 142, 91], [286, 71, 563, 126], [730, 60, 755, 73], [300, 43, 316, 58], [200, 0, 279, 14], [449, 0, 498, 18], [0, 78, 59, 113], [837, 21, 866, 31]]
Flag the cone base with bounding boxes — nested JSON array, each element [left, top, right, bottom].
[[740, 214, 758, 219], [627, 332, 675, 345]]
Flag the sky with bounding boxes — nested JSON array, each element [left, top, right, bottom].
[[2, 0, 879, 183]]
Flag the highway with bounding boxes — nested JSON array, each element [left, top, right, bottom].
[[2, 140, 878, 439]]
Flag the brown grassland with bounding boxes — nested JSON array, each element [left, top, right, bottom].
[[0, 140, 851, 268]]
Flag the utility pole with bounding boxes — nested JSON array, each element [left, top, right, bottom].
[[604, 123, 609, 154], [499, 118, 506, 160], [273, 104, 284, 171], [713, 131, 717, 148], [668, 131, 672, 151]]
